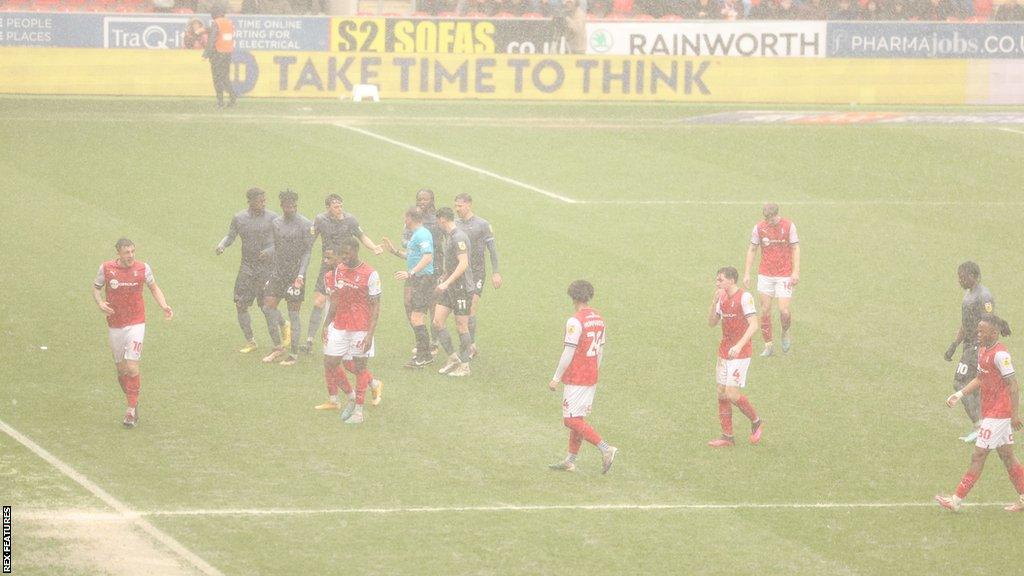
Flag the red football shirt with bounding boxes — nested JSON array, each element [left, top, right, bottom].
[[717, 289, 757, 359], [326, 262, 381, 331], [977, 343, 1016, 419], [562, 307, 605, 386], [94, 260, 153, 328], [751, 218, 799, 277]]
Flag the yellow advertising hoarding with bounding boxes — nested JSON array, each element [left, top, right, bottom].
[[0, 47, 972, 104]]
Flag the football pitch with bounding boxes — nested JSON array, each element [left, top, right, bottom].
[[3, 96, 1024, 575]]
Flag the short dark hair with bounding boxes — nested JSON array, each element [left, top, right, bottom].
[[958, 261, 980, 279], [762, 203, 779, 218], [417, 188, 435, 203], [717, 266, 739, 281], [246, 187, 265, 202], [980, 313, 1012, 337], [454, 193, 473, 204], [115, 238, 134, 251], [210, 3, 225, 18], [338, 236, 360, 252], [325, 193, 343, 207], [436, 207, 455, 222], [405, 206, 424, 222], [567, 280, 594, 303], [279, 189, 298, 204]]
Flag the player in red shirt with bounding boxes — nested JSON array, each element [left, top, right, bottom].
[[547, 280, 618, 474], [743, 203, 800, 357], [708, 267, 764, 448], [91, 238, 173, 428], [936, 314, 1024, 512], [319, 237, 382, 424]]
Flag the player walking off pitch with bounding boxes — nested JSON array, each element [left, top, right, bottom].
[[743, 203, 799, 357], [93, 238, 173, 428], [936, 314, 1024, 512], [945, 261, 994, 443], [548, 280, 617, 474], [708, 267, 764, 448]]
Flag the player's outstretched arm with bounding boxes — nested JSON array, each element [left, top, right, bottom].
[[216, 216, 239, 255], [947, 377, 981, 407], [360, 233, 384, 255]]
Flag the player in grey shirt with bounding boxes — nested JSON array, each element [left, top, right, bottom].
[[944, 261, 995, 443], [454, 193, 502, 354], [216, 187, 278, 353], [302, 194, 384, 353], [261, 190, 314, 366], [433, 207, 475, 377]]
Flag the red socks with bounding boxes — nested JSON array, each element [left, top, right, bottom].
[[718, 399, 734, 436], [123, 374, 140, 408], [563, 417, 602, 446], [324, 365, 351, 396], [117, 374, 128, 395], [568, 430, 582, 455], [761, 315, 773, 343], [956, 473, 979, 499], [355, 371, 372, 405], [734, 395, 758, 422]]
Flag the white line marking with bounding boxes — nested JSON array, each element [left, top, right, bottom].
[[998, 127, 1024, 136], [17, 501, 1009, 521], [335, 123, 1024, 208], [335, 123, 578, 204], [0, 419, 224, 576], [580, 199, 1024, 206]]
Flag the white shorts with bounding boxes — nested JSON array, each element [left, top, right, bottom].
[[324, 325, 375, 360], [716, 357, 750, 388], [562, 384, 596, 418], [976, 418, 1015, 450], [757, 275, 794, 299], [108, 323, 145, 363]]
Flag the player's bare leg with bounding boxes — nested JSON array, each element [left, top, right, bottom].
[[777, 296, 792, 353], [758, 293, 774, 357], [117, 360, 141, 428], [937, 446, 990, 512]]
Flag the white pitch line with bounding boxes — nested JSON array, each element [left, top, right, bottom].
[[335, 123, 578, 204], [335, 123, 1024, 208], [0, 419, 224, 576], [17, 501, 1009, 521], [998, 127, 1024, 136]]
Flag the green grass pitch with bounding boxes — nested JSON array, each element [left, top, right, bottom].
[[2, 97, 1024, 575]]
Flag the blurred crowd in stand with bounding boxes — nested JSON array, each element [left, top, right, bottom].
[[2, 0, 1022, 21]]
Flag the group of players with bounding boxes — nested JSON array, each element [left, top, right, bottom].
[[92, 197, 1024, 506]]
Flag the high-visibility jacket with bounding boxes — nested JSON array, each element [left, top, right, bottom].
[[213, 17, 234, 53]]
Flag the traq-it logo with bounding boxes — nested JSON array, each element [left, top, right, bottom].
[[103, 17, 191, 49]]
